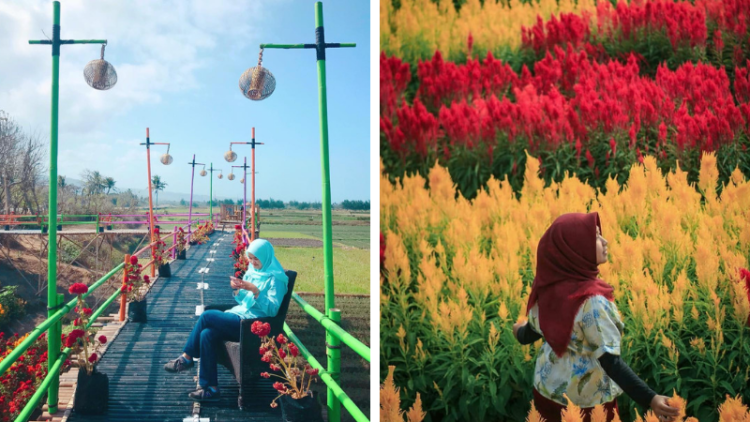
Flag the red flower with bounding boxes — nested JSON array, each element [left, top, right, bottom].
[[74, 318, 81, 327], [261, 351, 273, 363], [69, 283, 89, 295], [144, 276, 150, 283], [380, 233, 386, 268], [98, 335, 107, 345], [278, 349, 287, 359], [306, 367, 319, 376], [130, 256, 139, 265], [276, 334, 287, 345], [269, 364, 281, 372], [121, 285, 128, 293], [260, 372, 271, 378], [251, 321, 271, 337], [88, 353, 98, 363], [272, 382, 287, 392], [82, 308, 93, 316], [259, 346, 268, 355], [288, 343, 299, 357]]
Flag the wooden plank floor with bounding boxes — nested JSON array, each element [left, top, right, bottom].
[[68, 232, 281, 422]]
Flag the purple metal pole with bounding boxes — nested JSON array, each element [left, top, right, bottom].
[[172, 226, 177, 259], [189, 154, 196, 237], [243, 156, 247, 230]]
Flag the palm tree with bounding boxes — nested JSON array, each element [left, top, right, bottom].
[[105, 177, 116, 194], [152, 175, 167, 207]]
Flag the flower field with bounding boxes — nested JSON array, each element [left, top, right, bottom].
[[381, 0, 750, 200], [380, 153, 750, 422]]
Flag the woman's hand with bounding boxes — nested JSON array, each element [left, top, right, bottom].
[[512, 321, 526, 339], [243, 281, 260, 299], [650, 395, 680, 421], [230, 276, 243, 290]]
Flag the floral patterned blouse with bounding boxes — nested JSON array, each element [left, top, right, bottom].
[[527, 295, 625, 407]]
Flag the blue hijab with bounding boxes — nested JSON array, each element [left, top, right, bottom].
[[244, 239, 289, 286]]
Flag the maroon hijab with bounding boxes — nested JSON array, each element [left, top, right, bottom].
[[526, 212, 614, 357]]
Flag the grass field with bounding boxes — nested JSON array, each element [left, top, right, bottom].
[[263, 224, 369, 249], [274, 247, 369, 294]]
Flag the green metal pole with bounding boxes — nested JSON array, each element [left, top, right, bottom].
[[327, 308, 342, 422], [46, 2, 62, 413], [314, 4, 339, 422], [314, 2, 335, 320]]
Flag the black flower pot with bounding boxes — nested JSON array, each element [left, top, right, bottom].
[[128, 298, 147, 323], [98, 227, 104, 233], [158, 263, 171, 278], [42, 226, 48, 234], [280, 394, 323, 422], [189, 240, 197, 246], [177, 249, 186, 260], [106, 225, 112, 231], [74, 368, 109, 415]]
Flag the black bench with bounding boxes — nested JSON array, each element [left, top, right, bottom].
[[205, 270, 296, 409]]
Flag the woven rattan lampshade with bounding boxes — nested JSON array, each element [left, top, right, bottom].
[[160, 153, 173, 165], [84, 46, 117, 90], [240, 178, 245, 184], [218, 173, 223, 180], [228, 173, 235, 181], [200, 169, 207, 177], [239, 65, 275, 101], [224, 150, 237, 163]]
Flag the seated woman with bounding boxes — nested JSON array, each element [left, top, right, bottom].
[[163, 239, 289, 402]]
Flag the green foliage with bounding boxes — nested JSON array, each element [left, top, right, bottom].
[[0, 286, 26, 328]]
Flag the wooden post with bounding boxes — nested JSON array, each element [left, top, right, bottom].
[[119, 254, 130, 322]]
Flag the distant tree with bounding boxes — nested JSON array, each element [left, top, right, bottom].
[[222, 199, 234, 205], [152, 175, 167, 206], [180, 198, 186, 206], [236, 199, 243, 206], [341, 200, 370, 211], [104, 177, 116, 194]]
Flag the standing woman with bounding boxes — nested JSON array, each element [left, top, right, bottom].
[[163, 239, 289, 402], [513, 212, 679, 422]]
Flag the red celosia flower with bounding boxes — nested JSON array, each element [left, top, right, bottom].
[[98, 335, 107, 345], [260, 372, 270, 378], [69, 283, 88, 295], [251, 321, 271, 337], [130, 256, 138, 265], [88, 353, 98, 363], [82, 308, 93, 316], [276, 334, 287, 345], [261, 351, 273, 363], [272, 382, 287, 392], [288, 343, 299, 357], [278, 349, 286, 359], [380, 233, 386, 268], [121, 285, 128, 293], [259, 346, 268, 355], [306, 367, 319, 376], [270, 364, 281, 372]]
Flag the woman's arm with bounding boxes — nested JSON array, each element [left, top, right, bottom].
[[251, 278, 286, 317], [514, 322, 543, 345], [598, 353, 656, 409]]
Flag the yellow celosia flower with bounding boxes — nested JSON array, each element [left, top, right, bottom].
[[406, 393, 426, 422]]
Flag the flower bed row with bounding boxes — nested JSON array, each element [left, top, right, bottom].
[[380, 152, 750, 422], [381, 48, 750, 198]]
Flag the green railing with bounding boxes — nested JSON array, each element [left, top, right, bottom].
[[0, 263, 124, 422], [283, 293, 371, 422]]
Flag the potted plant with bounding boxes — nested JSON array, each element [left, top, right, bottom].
[[231, 242, 249, 279], [153, 228, 170, 278], [122, 256, 152, 323], [176, 227, 187, 260], [192, 223, 209, 245], [251, 322, 323, 422], [104, 213, 112, 231], [66, 282, 109, 415]]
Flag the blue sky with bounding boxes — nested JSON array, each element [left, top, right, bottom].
[[0, 0, 370, 202]]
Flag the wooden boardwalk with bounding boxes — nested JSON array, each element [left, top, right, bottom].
[[68, 232, 281, 422]]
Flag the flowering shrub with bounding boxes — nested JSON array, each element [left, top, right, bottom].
[[66, 283, 107, 375], [381, 153, 750, 422], [516, 392, 750, 422], [192, 222, 210, 245], [152, 228, 167, 267], [0, 332, 67, 422], [120, 256, 150, 302], [0, 287, 26, 329], [176, 227, 187, 254], [381, 365, 425, 422], [231, 225, 249, 278], [251, 321, 319, 408]]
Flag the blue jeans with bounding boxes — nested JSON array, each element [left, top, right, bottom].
[[183, 310, 241, 388]]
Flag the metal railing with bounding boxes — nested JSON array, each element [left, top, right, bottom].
[[0, 219, 205, 422], [241, 225, 371, 422]]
